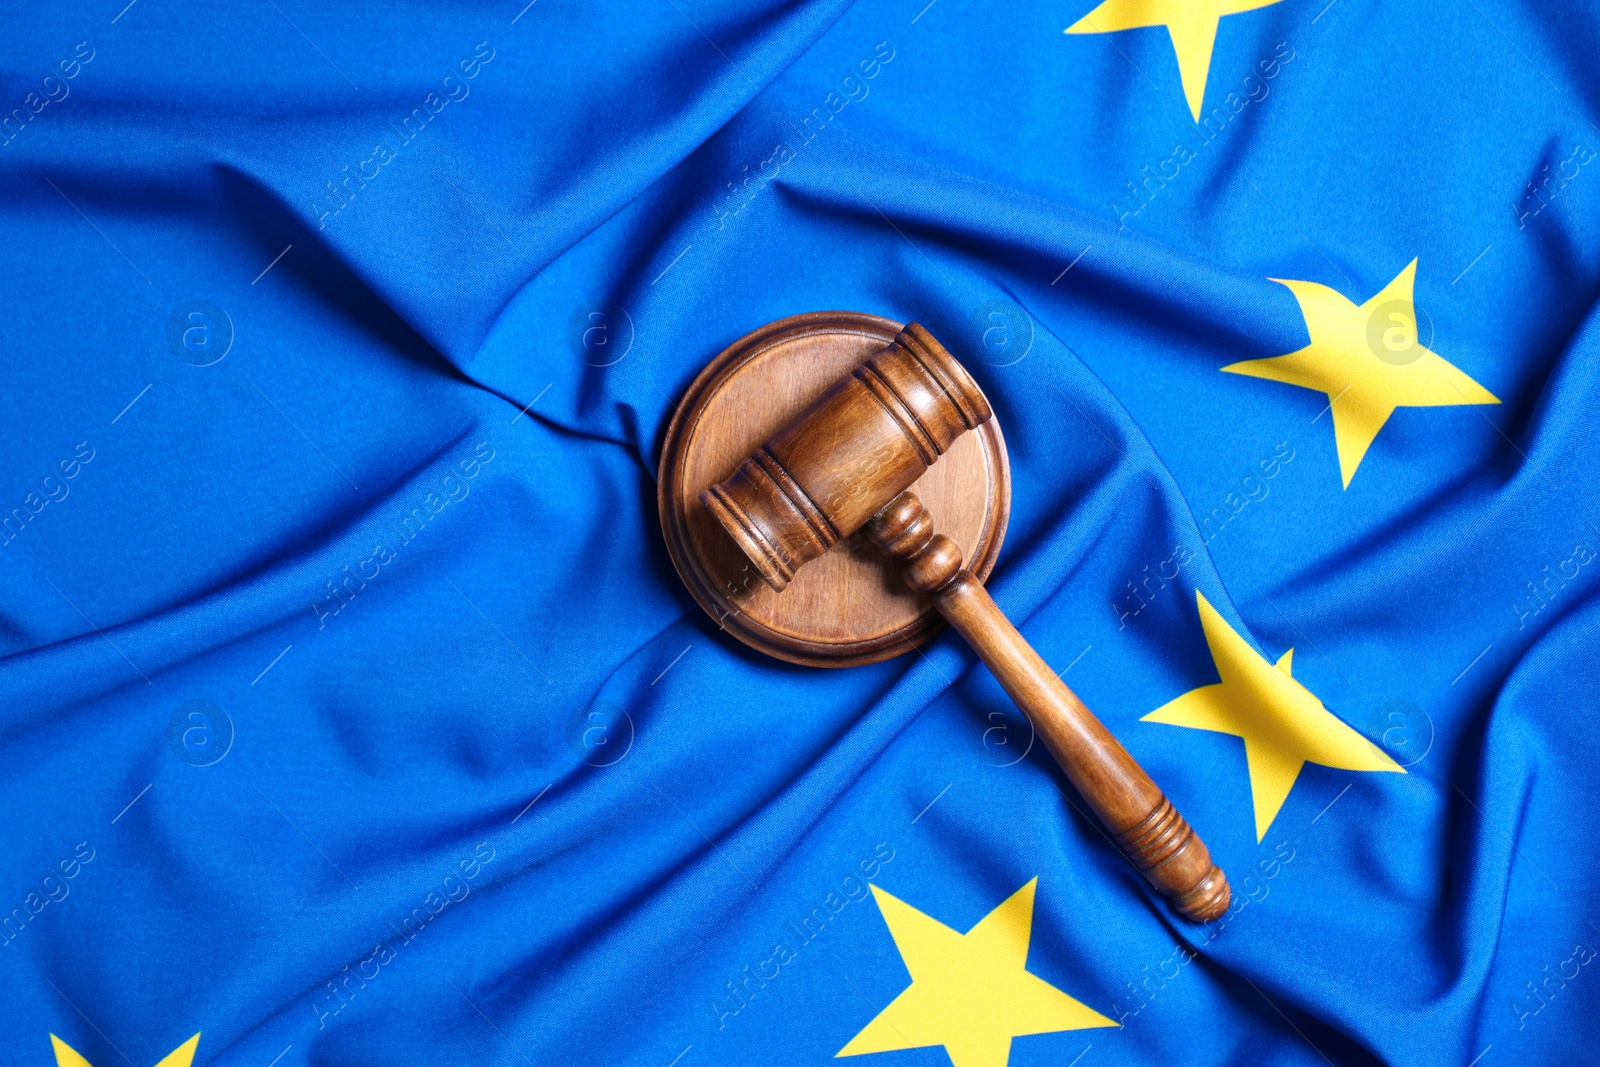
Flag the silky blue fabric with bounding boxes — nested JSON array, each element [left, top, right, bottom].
[[3, 1, 1598, 1064]]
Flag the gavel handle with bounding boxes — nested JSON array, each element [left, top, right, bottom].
[[867, 492, 1230, 923]]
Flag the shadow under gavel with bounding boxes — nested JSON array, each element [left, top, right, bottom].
[[702, 322, 1230, 922]]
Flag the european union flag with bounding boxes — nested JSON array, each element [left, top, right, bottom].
[[3, 0, 1598, 1065]]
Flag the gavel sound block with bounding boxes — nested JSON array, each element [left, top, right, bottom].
[[658, 312, 1229, 922]]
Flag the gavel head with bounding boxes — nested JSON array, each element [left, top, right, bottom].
[[701, 323, 992, 592]]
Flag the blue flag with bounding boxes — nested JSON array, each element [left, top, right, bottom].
[[3, 0, 1598, 1065]]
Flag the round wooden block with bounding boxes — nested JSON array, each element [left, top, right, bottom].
[[658, 311, 1010, 667]]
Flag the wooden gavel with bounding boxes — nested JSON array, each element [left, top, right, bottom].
[[702, 323, 1229, 922]]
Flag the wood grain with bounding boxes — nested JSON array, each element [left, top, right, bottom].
[[658, 312, 1009, 667]]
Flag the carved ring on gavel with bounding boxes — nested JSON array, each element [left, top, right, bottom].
[[658, 312, 1229, 922]]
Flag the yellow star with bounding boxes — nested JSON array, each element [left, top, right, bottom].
[[839, 879, 1115, 1067], [1224, 259, 1500, 488], [1143, 591, 1403, 841], [51, 1033, 199, 1067], [1065, 0, 1287, 122]]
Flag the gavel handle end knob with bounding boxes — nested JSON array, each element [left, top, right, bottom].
[[1111, 796, 1231, 922]]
